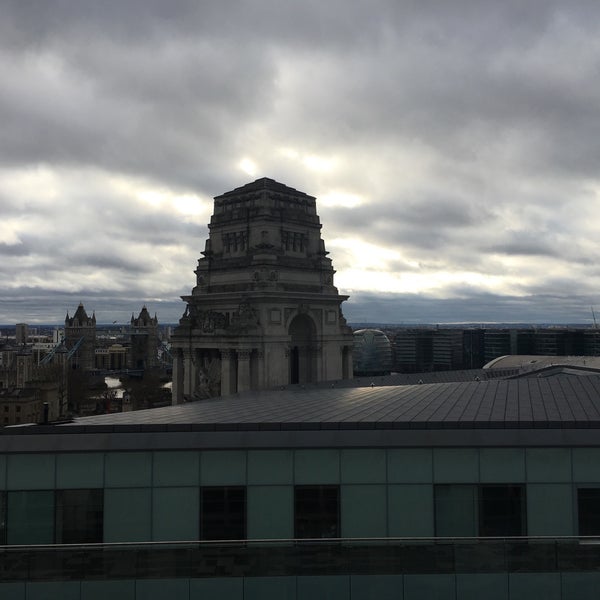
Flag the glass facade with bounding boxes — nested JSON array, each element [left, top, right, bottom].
[[0, 445, 599, 598]]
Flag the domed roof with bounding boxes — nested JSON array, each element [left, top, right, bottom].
[[353, 329, 393, 376]]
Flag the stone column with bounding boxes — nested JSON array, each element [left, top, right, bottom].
[[183, 349, 196, 398], [344, 345, 354, 379], [220, 349, 234, 396], [255, 350, 265, 389], [171, 349, 184, 405], [237, 349, 251, 393]]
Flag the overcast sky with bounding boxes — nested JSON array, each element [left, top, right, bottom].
[[2, 1, 600, 325]]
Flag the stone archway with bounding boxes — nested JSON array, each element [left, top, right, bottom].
[[288, 313, 317, 384]]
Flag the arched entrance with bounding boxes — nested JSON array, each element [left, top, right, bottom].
[[288, 314, 317, 384]]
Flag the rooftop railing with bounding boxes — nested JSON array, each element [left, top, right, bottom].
[[1, 537, 600, 582]]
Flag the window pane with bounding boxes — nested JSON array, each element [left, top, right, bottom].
[[434, 485, 478, 537], [294, 485, 340, 538], [201, 486, 246, 540], [578, 488, 600, 535], [56, 489, 104, 543], [7, 490, 55, 544], [479, 485, 525, 536], [0, 492, 6, 544]]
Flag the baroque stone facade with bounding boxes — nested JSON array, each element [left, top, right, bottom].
[[171, 177, 354, 402]]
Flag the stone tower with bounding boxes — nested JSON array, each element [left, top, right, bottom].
[[129, 306, 159, 369], [65, 303, 96, 371], [171, 177, 354, 402]]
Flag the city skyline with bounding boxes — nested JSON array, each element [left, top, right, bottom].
[[2, 2, 600, 325]]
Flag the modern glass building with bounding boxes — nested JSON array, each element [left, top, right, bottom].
[[352, 329, 393, 376], [2, 375, 600, 599]]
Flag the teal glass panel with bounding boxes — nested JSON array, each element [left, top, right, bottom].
[[201, 451, 246, 485], [244, 576, 296, 600], [104, 488, 151, 542], [526, 448, 571, 482], [526, 484, 574, 536], [388, 485, 434, 537], [152, 487, 199, 541], [0, 583, 25, 600], [572, 448, 600, 482], [341, 449, 386, 484], [295, 450, 340, 484], [153, 451, 200, 487], [190, 577, 243, 599], [341, 485, 386, 538], [456, 574, 508, 600], [297, 575, 350, 600], [7, 454, 55, 490], [7, 490, 54, 544], [0, 455, 6, 490], [561, 573, 600, 600], [247, 450, 293, 485], [26, 582, 80, 600], [105, 452, 151, 488], [479, 449, 525, 483], [434, 485, 478, 536], [56, 453, 104, 488], [387, 449, 432, 484], [509, 573, 561, 600], [404, 574, 455, 600], [433, 449, 479, 483], [135, 579, 190, 600], [247, 485, 293, 539], [81, 580, 136, 600], [350, 575, 403, 600]]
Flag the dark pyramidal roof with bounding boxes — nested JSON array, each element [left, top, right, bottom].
[[216, 177, 315, 200]]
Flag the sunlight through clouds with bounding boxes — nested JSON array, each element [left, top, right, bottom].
[[239, 158, 258, 176]]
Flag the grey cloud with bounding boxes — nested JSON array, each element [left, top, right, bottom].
[[2, 1, 600, 324], [345, 289, 598, 326], [0, 242, 29, 257]]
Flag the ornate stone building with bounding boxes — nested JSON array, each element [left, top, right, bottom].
[[171, 177, 353, 402]]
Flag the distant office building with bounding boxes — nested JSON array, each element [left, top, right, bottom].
[[462, 328, 486, 369], [584, 329, 600, 355], [15, 323, 28, 345], [353, 329, 392, 376], [171, 178, 354, 402], [484, 328, 588, 364], [393, 328, 464, 373], [95, 344, 128, 371]]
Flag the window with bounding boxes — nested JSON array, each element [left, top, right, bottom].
[[0, 492, 6, 544], [479, 485, 525, 537], [578, 488, 600, 535], [201, 486, 246, 540], [294, 485, 340, 539], [7, 490, 55, 545], [435, 484, 526, 537], [55, 489, 104, 544]]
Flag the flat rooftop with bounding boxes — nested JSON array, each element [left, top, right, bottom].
[[60, 373, 600, 430]]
